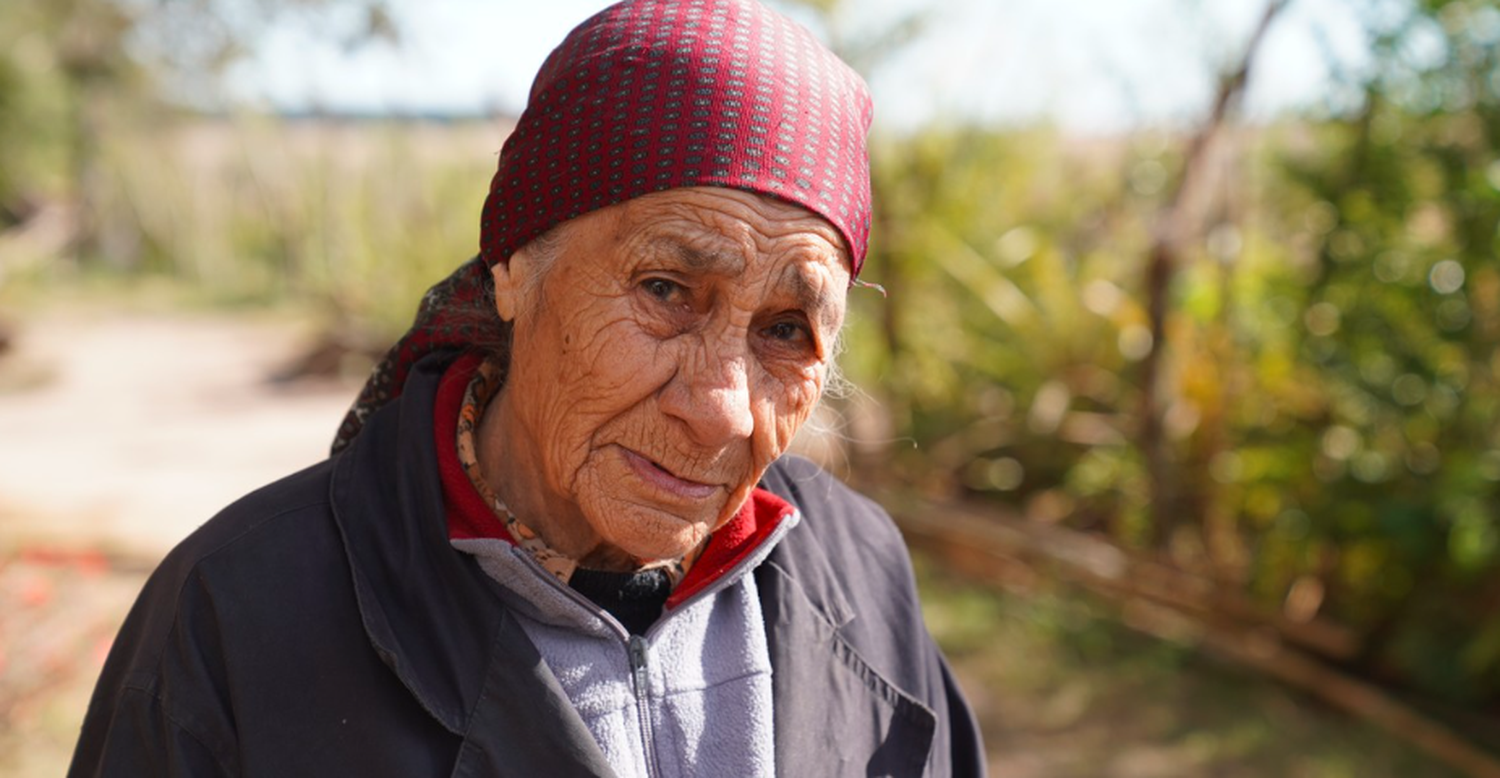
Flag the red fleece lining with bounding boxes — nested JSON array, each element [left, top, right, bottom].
[[433, 354, 794, 600], [435, 353, 517, 544], [666, 489, 794, 609]]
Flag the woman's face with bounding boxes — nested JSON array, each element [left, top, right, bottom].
[[487, 187, 850, 565]]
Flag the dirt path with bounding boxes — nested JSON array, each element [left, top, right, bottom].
[[0, 309, 357, 557], [0, 308, 357, 776]]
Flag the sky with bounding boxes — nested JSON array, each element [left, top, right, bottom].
[[224, 0, 1375, 133]]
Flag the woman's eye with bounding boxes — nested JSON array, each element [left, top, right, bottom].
[[642, 278, 681, 300], [765, 320, 809, 343]]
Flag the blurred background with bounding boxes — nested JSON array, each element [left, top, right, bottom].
[[3, 0, 1500, 775]]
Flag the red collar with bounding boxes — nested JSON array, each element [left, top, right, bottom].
[[432, 354, 794, 608]]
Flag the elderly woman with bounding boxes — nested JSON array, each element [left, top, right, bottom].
[[69, 1, 983, 776]]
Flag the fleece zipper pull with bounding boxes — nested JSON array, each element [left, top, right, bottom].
[[629, 634, 650, 677]]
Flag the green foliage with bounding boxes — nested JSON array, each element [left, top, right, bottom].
[[0, 0, 392, 265], [1249, 0, 1500, 700], [0, 3, 85, 210], [837, 0, 1500, 706], [850, 128, 1153, 515]]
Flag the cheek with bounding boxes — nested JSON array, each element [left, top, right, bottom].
[[535, 317, 676, 484], [754, 366, 826, 462]]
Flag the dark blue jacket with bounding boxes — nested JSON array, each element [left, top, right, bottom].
[[69, 353, 985, 777]]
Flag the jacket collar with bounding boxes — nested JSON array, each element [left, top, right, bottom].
[[755, 463, 856, 631], [329, 351, 508, 735], [754, 460, 937, 778]]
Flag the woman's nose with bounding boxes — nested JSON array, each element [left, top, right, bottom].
[[659, 351, 755, 448]]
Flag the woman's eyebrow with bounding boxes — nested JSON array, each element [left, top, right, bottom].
[[776, 265, 840, 329], [652, 237, 745, 275]]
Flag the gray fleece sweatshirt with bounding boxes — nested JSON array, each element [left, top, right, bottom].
[[451, 511, 796, 778]]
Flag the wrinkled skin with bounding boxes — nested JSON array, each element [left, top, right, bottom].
[[478, 187, 851, 570]]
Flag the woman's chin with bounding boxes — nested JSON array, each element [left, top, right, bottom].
[[592, 504, 713, 564]]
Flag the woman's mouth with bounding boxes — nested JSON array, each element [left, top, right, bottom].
[[620, 447, 720, 501]]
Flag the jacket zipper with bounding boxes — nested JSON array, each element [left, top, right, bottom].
[[509, 552, 663, 776], [628, 634, 661, 778], [502, 521, 799, 777]]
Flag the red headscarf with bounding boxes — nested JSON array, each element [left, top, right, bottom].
[[333, 0, 873, 453]]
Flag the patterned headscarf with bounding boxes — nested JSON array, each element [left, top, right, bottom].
[[333, 0, 873, 453]]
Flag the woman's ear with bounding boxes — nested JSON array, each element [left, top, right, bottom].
[[491, 250, 528, 322]]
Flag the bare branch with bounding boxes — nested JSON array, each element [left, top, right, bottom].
[[1139, 0, 1290, 549]]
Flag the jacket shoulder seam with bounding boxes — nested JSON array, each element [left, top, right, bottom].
[[115, 683, 240, 775], [189, 497, 332, 566]]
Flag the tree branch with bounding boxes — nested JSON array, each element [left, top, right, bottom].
[[1140, 0, 1290, 549]]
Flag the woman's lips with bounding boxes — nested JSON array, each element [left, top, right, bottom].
[[620, 447, 720, 500]]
